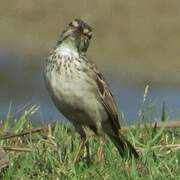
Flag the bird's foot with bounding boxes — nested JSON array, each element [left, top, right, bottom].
[[73, 138, 86, 164], [97, 146, 104, 161], [97, 137, 105, 161]]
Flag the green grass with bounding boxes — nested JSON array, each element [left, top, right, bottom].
[[0, 105, 179, 179]]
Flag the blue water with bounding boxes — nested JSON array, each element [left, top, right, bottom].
[[1, 84, 180, 123], [0, 52, 180, 123]]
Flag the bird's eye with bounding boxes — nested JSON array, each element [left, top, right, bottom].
[[83, 28, 89, 34], [83, 28, 92, 39], [71, 20, 79, 28]]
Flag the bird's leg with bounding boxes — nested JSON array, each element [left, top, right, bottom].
[[97, 135, 106, 161], [74, 137, 86, 163], [85, 140, 91, 164], [73, 125, 87, 163]]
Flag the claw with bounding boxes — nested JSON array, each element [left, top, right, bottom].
[[97, 136, 105, 161], [74, 138, 86, 163]]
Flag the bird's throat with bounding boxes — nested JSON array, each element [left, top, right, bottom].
[[57, 40, 79, 59]]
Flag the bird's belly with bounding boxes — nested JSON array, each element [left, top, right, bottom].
[[48, 70, 90, 107], [46, 70, 107, 127]]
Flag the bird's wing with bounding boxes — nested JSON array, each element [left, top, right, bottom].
[[93, 65, 121, 132], [80, 55, 121, 133]]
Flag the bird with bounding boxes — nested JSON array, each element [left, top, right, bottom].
[[44, 18, 139, 162]]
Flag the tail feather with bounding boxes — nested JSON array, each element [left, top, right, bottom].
[[108, 133, 139, 159]]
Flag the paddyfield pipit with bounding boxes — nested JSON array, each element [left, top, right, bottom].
[[44, 19, 138, 162]]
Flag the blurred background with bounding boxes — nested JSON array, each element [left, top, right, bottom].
[[1, 0, 180, 122]]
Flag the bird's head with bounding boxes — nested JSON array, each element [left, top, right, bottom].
[[57, 19, 92, 53]]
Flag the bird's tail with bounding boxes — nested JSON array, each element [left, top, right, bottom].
[[108, 133, 139, 158]]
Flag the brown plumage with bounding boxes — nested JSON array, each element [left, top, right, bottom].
[[79, 55, 139, 158], [44, 18, 139, 161]]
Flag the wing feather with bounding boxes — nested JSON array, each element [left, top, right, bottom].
[[80, 55, 121, 133]]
